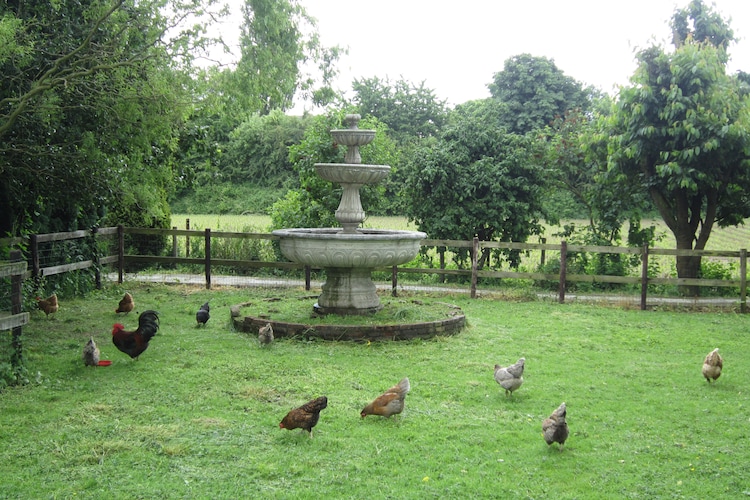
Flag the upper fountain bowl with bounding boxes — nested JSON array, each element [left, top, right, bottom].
[[330, 128, 376, 147], [315, 163, 390, 185]]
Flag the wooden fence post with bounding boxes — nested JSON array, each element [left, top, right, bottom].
[[439, 247, 446, 283], [172, 227, 178, 259], [558, 240, 567, 304], [392, 265, 398, 297], [91, 226, 101, 290], [30, 234, 39, 281], [471, 237, 479, 299], [186, 218, 190, 258], [740, 248, 747, 313], [640, 244, 649, 310], [540, 237, 546, 267], [10, 250, 23, 371], [117, 225, 125, 284], [205, 228, 211, 290]]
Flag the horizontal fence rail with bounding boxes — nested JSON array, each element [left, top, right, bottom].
[[0, 227, 747, 311]]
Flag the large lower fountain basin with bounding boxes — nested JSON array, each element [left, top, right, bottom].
[[272, 228, 425, 268], [272, 228, 426, 314]]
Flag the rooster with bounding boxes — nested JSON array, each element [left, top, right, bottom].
[[112, 310, 160, 360], [115, 292, 134, 314], [82, 337, 100, 367], [542, 402, 569, 451], [702, 348, 723, 383], [494, 358, 525, 397], [279, 396, 328, 438], [36, 293, 59, 317], [258, 323, 274, 345], [360, 377, 411, 419], [196, 302, 210, 327]]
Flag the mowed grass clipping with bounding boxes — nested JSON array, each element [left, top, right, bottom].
[[1, 283, 749, 498]]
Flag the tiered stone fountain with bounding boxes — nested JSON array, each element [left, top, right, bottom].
[[232, 114, 465, 341], [272, 114, 426, 315]]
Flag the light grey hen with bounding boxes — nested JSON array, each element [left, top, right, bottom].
[[82, 336, 100, 366], [258, 323, 274, 345], [494, 357, 525, 396]]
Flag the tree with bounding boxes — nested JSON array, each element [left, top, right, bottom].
[[220, 110, 309, 186], [0, 0, 218, 235], [402, 99, 548, 268], [604, 0, 750, 295], [351, 76, 448, 142], [488, 54, 597, 135], [226, 0, 343, 117]]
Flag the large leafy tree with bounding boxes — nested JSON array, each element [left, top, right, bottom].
[[351, 76, 448, 142], [0, 0, 218, 235], [488, 54, 597, 135], [402, 99, 548, 268], [224, 0, 343, 118], [603, 0, 750, 294]]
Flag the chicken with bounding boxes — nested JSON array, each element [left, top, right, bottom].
[[702, 348, 723, 383], [542, 402, 569, 451], [115, 292, 134, 314], [360, 377, 411, 419], [82, 337, 100, 367], [258, 323, 274, 345], [494, 357, 525, 396], [196, 302, 210, 327], [112, 310, 160, 360], [279, 396, 328, 438], [36, 293, 59, 317]]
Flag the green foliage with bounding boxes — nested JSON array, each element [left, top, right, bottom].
[[0, 0, 212, 235], [351, 76, 448, 142], [403, 99, 548, 267], [488, 53, 598, 135], [171, 182, 286, 215], [225, 0, 343, 116], [220, 111, 309, 186]]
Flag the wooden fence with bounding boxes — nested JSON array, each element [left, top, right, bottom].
[[1, 250, 30, 374], [1, 226, 747, 311]]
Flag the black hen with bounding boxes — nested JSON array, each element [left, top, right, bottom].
[[196, 302, 210, 327]]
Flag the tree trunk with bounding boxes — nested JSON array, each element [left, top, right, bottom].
[[674, 227, 701, 297]]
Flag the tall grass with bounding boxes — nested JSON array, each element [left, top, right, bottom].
[[1, 283, 748, 498]]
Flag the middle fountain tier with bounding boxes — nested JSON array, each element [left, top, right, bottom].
[[272, 114, 426, 315]]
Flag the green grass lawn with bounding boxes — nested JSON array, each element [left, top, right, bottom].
[[1, 283, 748, 498]]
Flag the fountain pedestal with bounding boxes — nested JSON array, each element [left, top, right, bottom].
[[318, 267, 380, 314]]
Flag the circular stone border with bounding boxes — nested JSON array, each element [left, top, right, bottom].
[[230, 302, 465, 341]]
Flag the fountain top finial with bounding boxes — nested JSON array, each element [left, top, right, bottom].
[[344, 114, 361, 129]]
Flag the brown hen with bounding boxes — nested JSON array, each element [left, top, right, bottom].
[[279, 396, 328, 438], [542, 402, 569, 451], [36, 293, 59, 317], [360, 377, 410, 419], [115, 292, 134, 314]]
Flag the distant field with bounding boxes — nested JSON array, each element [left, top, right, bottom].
[[172, 214, 750, 251]]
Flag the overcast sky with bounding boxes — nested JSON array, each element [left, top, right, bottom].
[[214, 0, 750, 111]]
